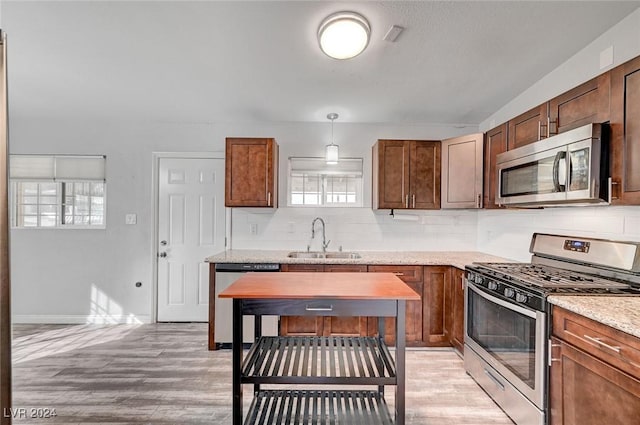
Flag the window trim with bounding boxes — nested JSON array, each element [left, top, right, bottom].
[[10, 180, 107, 230], [287, 157, 364, 208]]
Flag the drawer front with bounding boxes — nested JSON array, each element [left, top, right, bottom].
[[367, 265, 423, 283], [281, 264, 324, 272], [552, 306, 640, 379], [243, 299, 398, 317]]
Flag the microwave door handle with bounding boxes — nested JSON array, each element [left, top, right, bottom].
[[558, 151, 567, 191], [552, 151, 566, 192]]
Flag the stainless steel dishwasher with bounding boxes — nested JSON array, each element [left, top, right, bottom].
[[214, 263, 280, 347]]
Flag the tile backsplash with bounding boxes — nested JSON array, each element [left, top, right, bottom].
[[477, 206, 640, 261], [230, 207, 479, 252], [230, 205, 640, 263]]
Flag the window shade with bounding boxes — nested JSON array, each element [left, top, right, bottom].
[[10, 155, 106, 181], [289, 157, 363, 176]]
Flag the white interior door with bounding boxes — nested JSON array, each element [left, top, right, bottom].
[[157, 157, 225, 321]]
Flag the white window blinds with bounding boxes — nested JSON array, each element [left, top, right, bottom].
[[10, 155, 106, 181], [289, 157, 363, 176]]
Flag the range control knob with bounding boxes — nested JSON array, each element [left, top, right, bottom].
[[503, 288, 515, 298], [487, 281, 498, 291], [515, 293, 528, 303]]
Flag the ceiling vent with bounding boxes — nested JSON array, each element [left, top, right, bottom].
[[383, 25, 404, 42]]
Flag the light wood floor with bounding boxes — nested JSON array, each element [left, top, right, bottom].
[[11, 323, 513, 424]]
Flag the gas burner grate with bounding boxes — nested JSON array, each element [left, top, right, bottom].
[[473, 263, 631, 290]]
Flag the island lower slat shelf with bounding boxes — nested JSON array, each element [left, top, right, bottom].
[[242, 336, 396, 385], [245, 389, 394, 425]]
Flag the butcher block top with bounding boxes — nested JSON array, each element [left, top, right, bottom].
[[218, 272, 421, 300]]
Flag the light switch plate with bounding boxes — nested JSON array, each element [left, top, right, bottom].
[[125, 213, 137, 225]]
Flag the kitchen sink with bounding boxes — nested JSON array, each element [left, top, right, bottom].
[[324, 252, 361, 259], [287, 251, 361, 259]]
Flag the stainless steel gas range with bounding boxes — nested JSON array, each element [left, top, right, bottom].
[[464, 233, 640, 425]]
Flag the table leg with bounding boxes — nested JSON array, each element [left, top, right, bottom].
[[232, 299, 243, 425], [396, 300, 406, 425], [254, 315, 262, 393], [378, 316, 385, 395]]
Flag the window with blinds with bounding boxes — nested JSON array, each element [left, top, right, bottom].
[[288, 157, 363, 207], [9, 155, 106, 229]]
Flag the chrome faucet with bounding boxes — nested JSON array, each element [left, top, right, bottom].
[[311, 217, 330, 252]]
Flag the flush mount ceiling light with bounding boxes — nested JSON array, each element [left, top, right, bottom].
[[325, 113, 339, 164], [318, 11, 370, 59]]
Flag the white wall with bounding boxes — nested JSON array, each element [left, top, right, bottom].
[[8, 117, 473, 323], [480, 7, 640, 131], [10, 6, 640, 324], [476, 7, 640, 261]]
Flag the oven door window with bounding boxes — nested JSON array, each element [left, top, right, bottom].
[[467, 287, 537, 389]]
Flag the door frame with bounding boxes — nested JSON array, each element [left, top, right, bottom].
[[151, 152, 229, 323]]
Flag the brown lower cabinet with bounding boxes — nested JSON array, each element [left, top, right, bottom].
[[280, 264, 458, 348], [423, 266, 453, 346], [279, 264, 368, 337], [367, 265, 424, 346], [450, 267, 465, 353], [550, 307, 640, 424]]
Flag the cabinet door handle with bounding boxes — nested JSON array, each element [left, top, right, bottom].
[[583, 334, 621, 354], [477, 194, 481, 208], [412, 194, 416, 208], [267, 191, 271, 206], [611, 180, 620, 200], [405, 194, 409, 208], [393, 272, 405, 276], [538, 120, 542, 141]]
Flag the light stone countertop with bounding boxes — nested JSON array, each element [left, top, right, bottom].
[[205, 249, 515, 270], [548, 295, 640, 339]]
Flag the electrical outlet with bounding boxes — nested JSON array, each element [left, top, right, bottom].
[[287, 222, 296, 233], [249, 223, 258, 235], [125, 213, 137, 225]]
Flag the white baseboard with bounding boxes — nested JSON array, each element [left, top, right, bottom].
[[12, 314, 152, 324]]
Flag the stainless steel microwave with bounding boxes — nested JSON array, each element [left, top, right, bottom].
[[496, 123, 610, 207]]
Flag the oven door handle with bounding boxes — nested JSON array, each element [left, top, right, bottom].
[[467, 282, 537, 319]]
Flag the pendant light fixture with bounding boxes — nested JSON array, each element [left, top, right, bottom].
[[318, 11, 370, 60], [325, 113, 339, 164]]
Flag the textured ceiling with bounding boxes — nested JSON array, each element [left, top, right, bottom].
[[2, 1, 639, 125]]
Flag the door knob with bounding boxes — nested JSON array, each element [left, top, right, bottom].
[[158, 252, 167, 258], [160, 240, 167, 246]]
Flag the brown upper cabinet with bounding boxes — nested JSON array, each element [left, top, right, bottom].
[[372, 139, 441, 209], [548, 73, 611, 135], [507, 103, 549, 150], [483, 124, 508, 209], [611, 56, 640, 204], [441, 133, 484, 209], [225, 137, 278, 207]]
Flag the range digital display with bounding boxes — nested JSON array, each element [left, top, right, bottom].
[[563, 239, 590, 253]]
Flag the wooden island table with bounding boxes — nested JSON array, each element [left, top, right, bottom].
[[218, 272, 421, 425]]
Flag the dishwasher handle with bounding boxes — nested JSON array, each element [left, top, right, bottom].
[[214, 263, 281, 272]]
